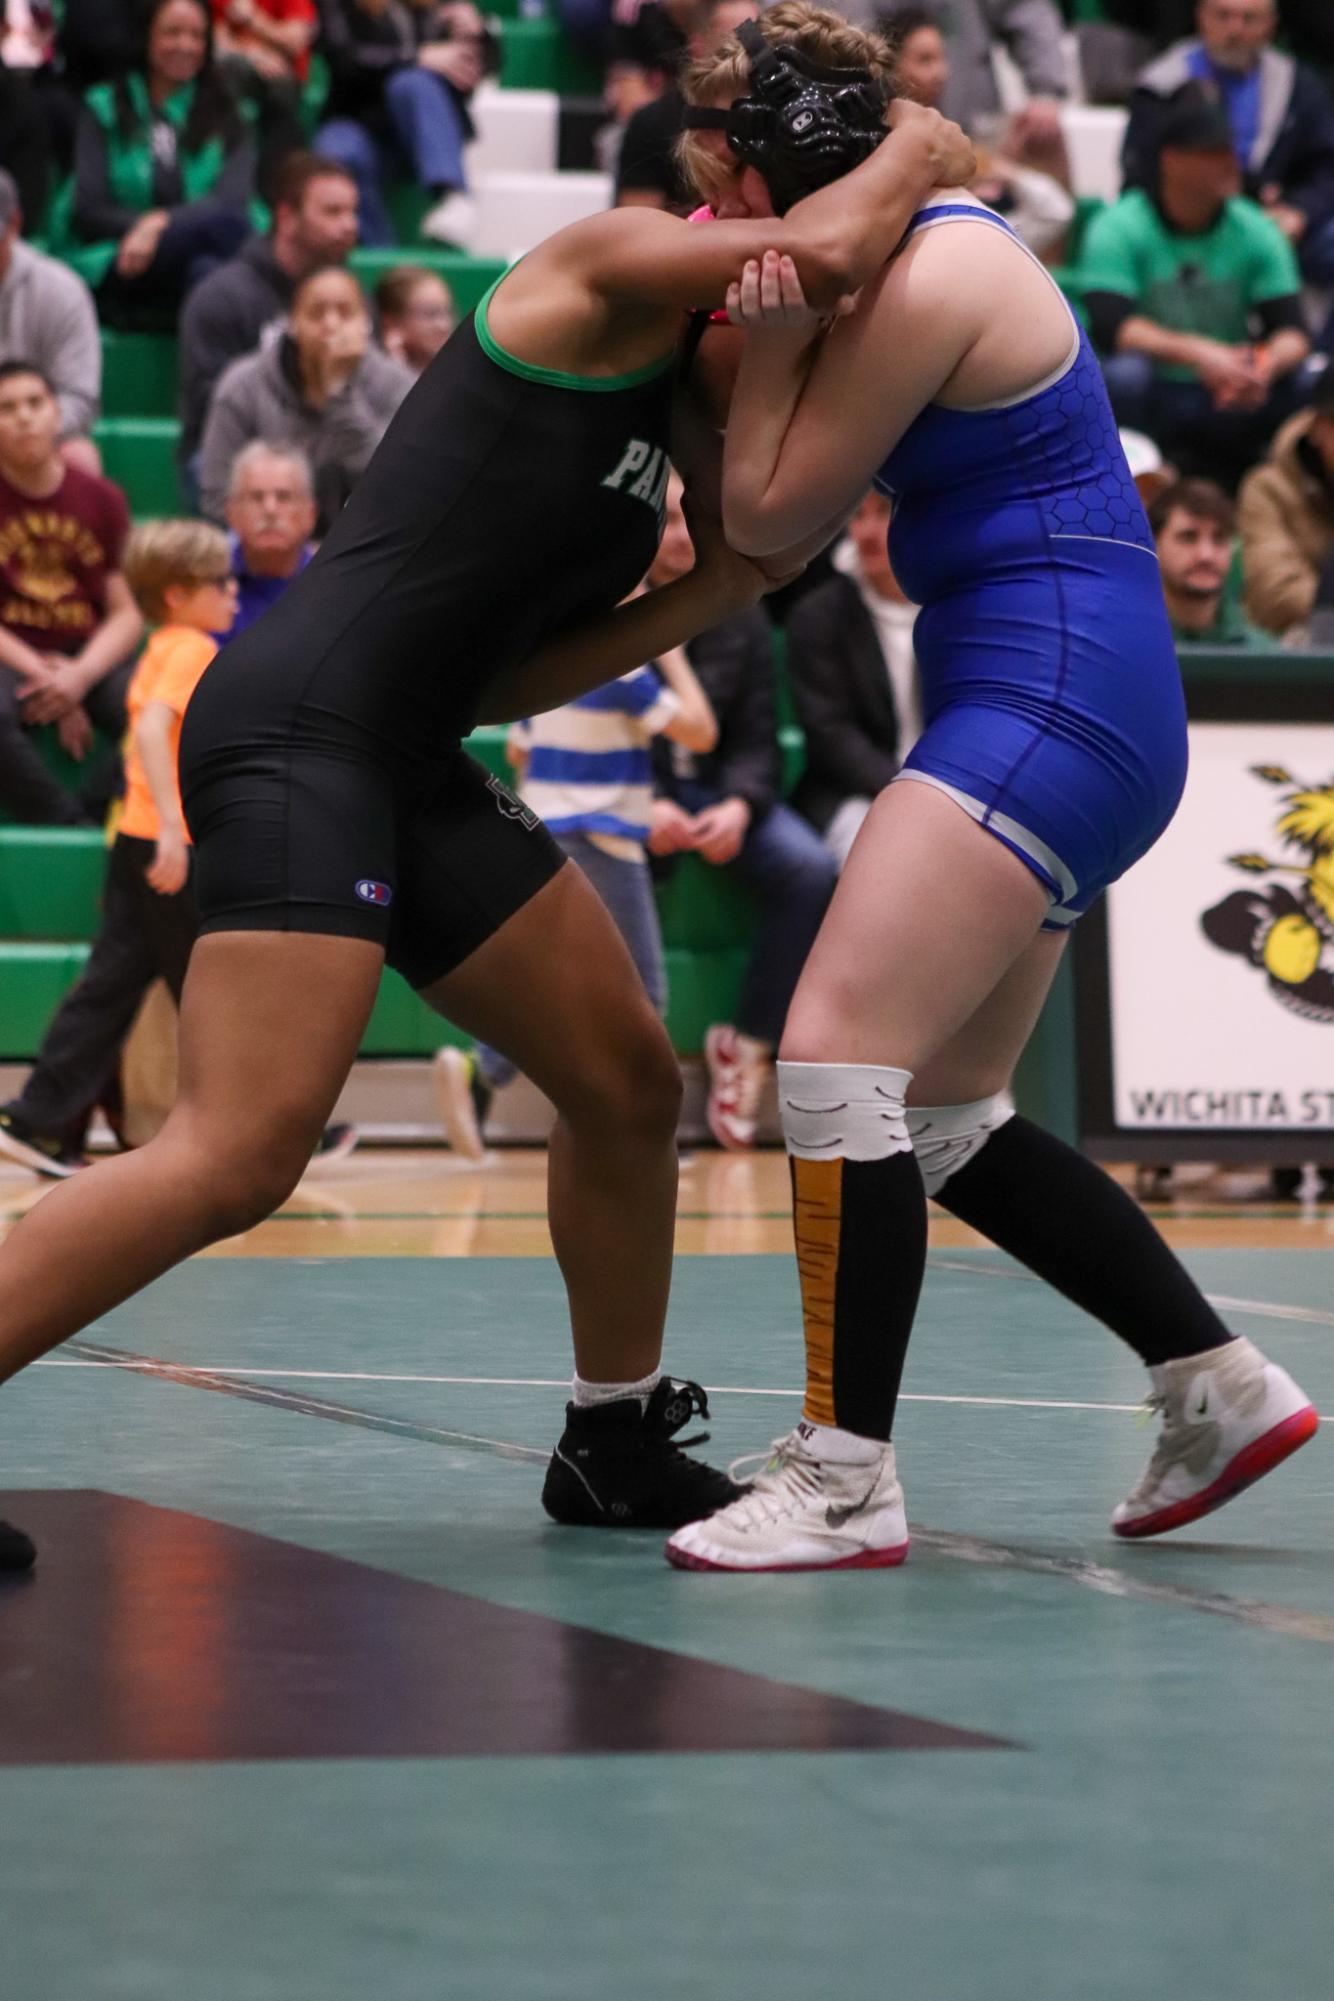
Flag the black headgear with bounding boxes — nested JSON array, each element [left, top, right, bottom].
[[681, 20, 888, 216]]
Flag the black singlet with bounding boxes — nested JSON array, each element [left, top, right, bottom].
[[178, 282, 679, 982], [188, 280, 677, 750]]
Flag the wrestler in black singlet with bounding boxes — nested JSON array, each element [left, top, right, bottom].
[[179, 277, 676, 988]]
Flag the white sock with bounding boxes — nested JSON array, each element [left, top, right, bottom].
[[573, 1368, 661, 1412], [794, 1416, 886, 1463]]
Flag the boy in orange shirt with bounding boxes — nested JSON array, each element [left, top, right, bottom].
[[0, 523, 236, 1176]]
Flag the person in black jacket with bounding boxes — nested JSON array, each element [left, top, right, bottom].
[[176, 150, 359, 485], [314, 0, 491, 248], [649, 523, 838, 1148], [1122, 0, 1334, 287], [787, 490, 921, 871]]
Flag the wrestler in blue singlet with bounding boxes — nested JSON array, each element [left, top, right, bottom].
[[877, 198, 1187, 926]]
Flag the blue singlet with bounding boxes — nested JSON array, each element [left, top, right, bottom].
[[877, 199, 1187, 926]]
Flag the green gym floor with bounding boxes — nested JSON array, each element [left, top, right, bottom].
[[1, 1168, 1331, 2001]]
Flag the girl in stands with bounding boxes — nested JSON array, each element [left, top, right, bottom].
[[0, 71, 972, 1569], [666, 6, 1318, 1573]]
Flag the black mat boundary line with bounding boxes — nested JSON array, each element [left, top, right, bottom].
[[0, 1492, 1018, 1765]]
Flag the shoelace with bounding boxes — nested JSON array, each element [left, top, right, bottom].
[[650, 1377, 713, 1451], [717, 1436, 824, 1529]]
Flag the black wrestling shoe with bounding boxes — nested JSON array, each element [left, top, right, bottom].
[[542, 1376, 746, 1529], [0, 1519, 36, 1571]]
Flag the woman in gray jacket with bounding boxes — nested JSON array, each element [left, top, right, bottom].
[[199, 262, 414, 527]]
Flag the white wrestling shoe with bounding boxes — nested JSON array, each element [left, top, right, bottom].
[[1112, 1336, 1319, 1540], [665, 1423, 909, 1572]]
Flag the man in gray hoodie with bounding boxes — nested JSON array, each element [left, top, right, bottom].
[[0, 171, 101, 450]]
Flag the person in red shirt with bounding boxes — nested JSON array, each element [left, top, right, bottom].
[[0, 359, 142, 821], [212, 0, 317, 85]]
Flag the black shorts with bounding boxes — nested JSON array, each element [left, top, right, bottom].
[[180, 730, 565, 992]]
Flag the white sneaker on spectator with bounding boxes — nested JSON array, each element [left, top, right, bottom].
[[666, 1424, 909, 1572], [704, 1024, 769, 1149], [434, 1046, 488, 1161], [1112, 1336, 1318, 1539], [420, 192, 479, 248]]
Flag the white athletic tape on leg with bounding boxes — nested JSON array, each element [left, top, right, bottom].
[[778, 1063, 913, 1163], [907, 1093, 1015, 1198]]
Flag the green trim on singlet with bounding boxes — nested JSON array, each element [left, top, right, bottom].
[[475, 275, 675, 392]]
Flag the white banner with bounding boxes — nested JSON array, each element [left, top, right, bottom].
[[1107, 722, 1334, 1131]]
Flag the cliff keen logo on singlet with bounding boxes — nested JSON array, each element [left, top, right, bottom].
[[601, 439, 670, 523]]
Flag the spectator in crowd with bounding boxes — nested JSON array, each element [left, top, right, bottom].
[[212, 0, 318, 195], [787, 490, 921, 871], [64, 0, 256, 331], [1278, 1, 1334, 83], [1082, 91, 1314, 487], [0, 52, 51, 225], [0, 171, 102, 458], [615, 0, 759, 210], [922, 0, 1069, 147], [1149, 476, 1266, 644], [56, 0, 141, 94], [199, 262, 414, 527], [1, 0, 79, 173], [1123, 0, 1334, 288], [177, 151, 359, 480], [316, 0, 496, 249], [881, 10, 1073, 253], [374, 261, 454, 373], [883, 6, 949, 107], [647, 494, 838, 1150], [0, 361, 141, 825], [0, 520, 236, 1180], [435, 498, 718, 1159], [611, 0, 696, 88], [223, 438, 318, 635], [1237, 369, 1334, 639]]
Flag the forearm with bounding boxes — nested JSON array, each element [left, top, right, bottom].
[[1115, 316, 1210, 371], [0, 630, 48, 678], [1261, 327, 1311, 380], [657, 644, 717, 750], [69, 605, 143, 690], [722, 336, 821, 555], [477, 570, 758, 725]]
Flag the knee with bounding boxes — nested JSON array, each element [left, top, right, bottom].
[[779, 971, 867, 1065], [386, 64, 441, 109], [556, 1014, 683, 1142], [172, 1117, 315, 1240]]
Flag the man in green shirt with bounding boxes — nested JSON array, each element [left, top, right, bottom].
[[1080, 89, 1314, 485], [1148, 476, 1268, 646]]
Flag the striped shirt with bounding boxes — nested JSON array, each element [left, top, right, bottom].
[[518, 666, 679, 860]]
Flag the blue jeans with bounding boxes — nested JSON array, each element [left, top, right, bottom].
[[317, 68, 469, 247], [476, 832, 666, 1090], [667, 782, 837, 1048], [1101, 349, 1322, 484]]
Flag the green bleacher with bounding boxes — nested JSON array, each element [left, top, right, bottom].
[[0, 718, 797, 1060]]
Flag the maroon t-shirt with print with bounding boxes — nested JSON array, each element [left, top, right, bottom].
[[0, 464, 131, 657]]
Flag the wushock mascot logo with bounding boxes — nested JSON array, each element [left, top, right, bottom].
[[1201, 766, 1334, 1023]]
